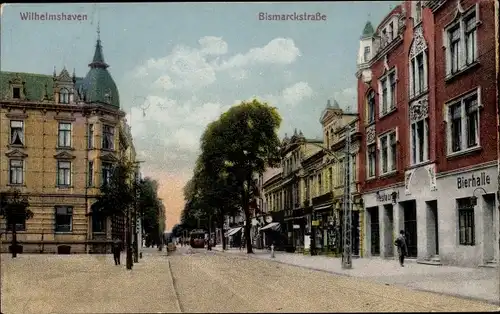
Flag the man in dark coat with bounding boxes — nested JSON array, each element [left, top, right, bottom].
[[112, 238, 122, 265], [394, 230, 408, 267]]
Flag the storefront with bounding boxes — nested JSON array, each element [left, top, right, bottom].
[[312, 192, 336, 255], [284, 208, 305, 252], [435, 162, 499, 267], [362, 163, 440, 262]]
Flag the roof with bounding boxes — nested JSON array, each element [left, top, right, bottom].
[[361, 21, 375, 39], [80, 37, 120, 108], [0, 71, 84, 102]]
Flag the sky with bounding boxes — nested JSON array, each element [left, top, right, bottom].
[[1, 2, 399, 232]]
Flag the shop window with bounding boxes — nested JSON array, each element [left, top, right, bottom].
[[457, 198, 475, 246]]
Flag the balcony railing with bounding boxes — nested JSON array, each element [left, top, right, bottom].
[[311, 191, 333, 207]]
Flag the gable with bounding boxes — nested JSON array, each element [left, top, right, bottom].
[[54, 151, 75, 160], [100, 153, 118, 162], [5, 149, 28, 158]]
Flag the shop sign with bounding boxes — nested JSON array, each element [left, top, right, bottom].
[[293, 224, 300, 229], [312, 220, 320, 226], [457, 172, 491, 189]]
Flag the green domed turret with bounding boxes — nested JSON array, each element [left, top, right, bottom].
[[80, 30, 120, 108], [361, 21, 375, 39]]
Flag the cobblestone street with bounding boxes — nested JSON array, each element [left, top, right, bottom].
[[1, 247, 498, 313]]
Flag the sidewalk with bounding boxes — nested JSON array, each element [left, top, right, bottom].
[[213, 246, 500, 305]]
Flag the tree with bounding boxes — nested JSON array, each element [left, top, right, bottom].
[[200, 99, 282, 253], [137, 177, 163, 246], [0, 189, 34, 258]]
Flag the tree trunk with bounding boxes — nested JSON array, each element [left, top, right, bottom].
[[244, 178, 253, 254], [11, 223, 17, 258], [220, 210, 226, 250]]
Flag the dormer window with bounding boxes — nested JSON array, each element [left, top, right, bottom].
[[388, 22, 394, 41], [59, 88, 69, 104], [104, 91, 112, 104], [13, 87, 21, 99]]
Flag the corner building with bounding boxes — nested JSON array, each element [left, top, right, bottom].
[[0, 33, 132, 253], [357, 0, 498, 267]]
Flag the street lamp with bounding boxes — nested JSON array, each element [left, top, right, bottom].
[[132, 160, 144, 263]]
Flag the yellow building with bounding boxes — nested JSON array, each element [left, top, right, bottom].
[[0, 33, 133, 254], [299, 100, 363, 256]]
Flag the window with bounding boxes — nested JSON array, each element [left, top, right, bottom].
[[411, 119, 429, 164], [378, 131, 397, 175], [59, 88, 69, 104], [101, 162, 113, 186], [13, 87, 20, 99], [379, 71, 396, 115], [10, 120, 24, 146], [465, 14, 477, 65], [415, 1, 422, 23], [388, 22, 394, 41], [410, 52, 427, 97], [92, 214, 106, 233], [55, 206, 73, 233], [446, 10, 478, 76], [9, 159, 23, 185], [367, 90, 376, 124], [102, 125, 115, 150], [449, 26, 460, 73], [6, 214, 26, 231], [389, 72, 396, 110], [57, 161, 71, 187], [367, 144, 376, 178], [457, 198, 475, 246], [88, 124, 94, 149], [328, 167, 333, 190], [318, 174, 322, 195], [308, 177, 313, 200], [326, 131, 330, 148], [88, 161, 94, 187], [447, 91, 480, 154], [58, 123, 72, 148], [364, 46, 370, 63]]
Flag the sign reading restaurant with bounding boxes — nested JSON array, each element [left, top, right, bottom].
[[457, 172, 491, 189]]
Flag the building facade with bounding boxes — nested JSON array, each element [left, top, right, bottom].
[[0, 33, 134, 254], [357, 0, 498, 267]]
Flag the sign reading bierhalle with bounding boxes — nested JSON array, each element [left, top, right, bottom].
[[456, 172, 491, 189]]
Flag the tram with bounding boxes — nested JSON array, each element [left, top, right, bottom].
[[190, 229, 206, 248]]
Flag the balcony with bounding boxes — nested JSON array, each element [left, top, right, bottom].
[[311, 191, 333, 207]]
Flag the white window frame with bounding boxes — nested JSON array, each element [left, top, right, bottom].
[[57, 161, 72, 187], [409, 51, 428, 99], [58, 122, 72, 148], [377, 129, 398, 175], [378, 68, 397, 116], [443, 4, 480, 77], [413, 1, 423, 25], [88, 124, 94, 149], [410, 118, 429, 165], [9, 159, 24, 185], [445, 87, 482, 156], [102, 125, 115, 150], [366, 143, 377, 179]]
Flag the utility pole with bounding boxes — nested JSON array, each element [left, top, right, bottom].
[[494, 0, 500, 300], [342, 125, 353, 269], [126, 204, 133, 270]]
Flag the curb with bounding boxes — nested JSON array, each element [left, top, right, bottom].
[[213, 249, 500, 307], [167, 259, 183, 313]]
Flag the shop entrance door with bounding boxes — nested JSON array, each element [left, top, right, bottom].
[[404, 201, 418, 258]]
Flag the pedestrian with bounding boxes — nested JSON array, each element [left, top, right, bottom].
[[394, 230, 408, 267], [112, 238, 122, 265]]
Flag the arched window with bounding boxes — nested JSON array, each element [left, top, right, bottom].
[[366, 90, 376, 124], [326, 130, 330, 148], [59, 88, 69, 104]]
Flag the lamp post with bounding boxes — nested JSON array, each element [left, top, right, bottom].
[[125, 203, 133, 270], [132, 161, 144, 263]]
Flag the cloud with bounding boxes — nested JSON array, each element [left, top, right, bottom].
[[281, 81, 313, 107], [217, 38, 301, 70], [199, 36, 228, 56], [132, 37, 301, 91]]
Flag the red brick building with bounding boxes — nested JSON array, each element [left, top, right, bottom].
[[356, 0, 497, 267]]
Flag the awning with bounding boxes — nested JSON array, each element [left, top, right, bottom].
[[314, 204, 332, 211], [259, 222, 280, 232], [226, 227, 242, 237]]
